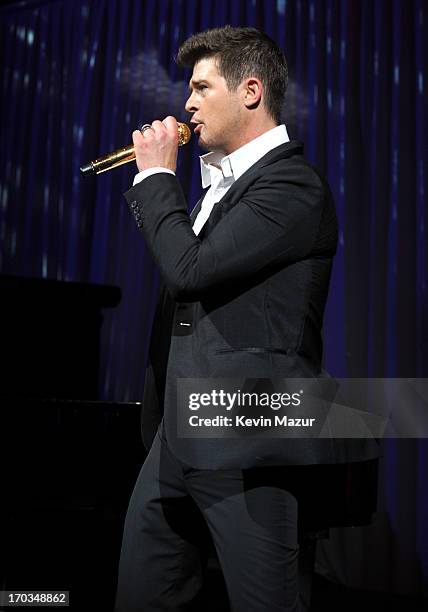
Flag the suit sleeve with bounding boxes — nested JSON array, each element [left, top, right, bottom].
[[124, 162, 326, 302]]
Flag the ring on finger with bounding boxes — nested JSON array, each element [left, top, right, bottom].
[[140, 123, 153, 136]]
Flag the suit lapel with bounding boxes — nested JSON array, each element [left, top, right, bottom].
[[220, 140, 303, 203], [189, 140, 303, 236], [210, 140, 303, 211], [190, 190, 208, 226]]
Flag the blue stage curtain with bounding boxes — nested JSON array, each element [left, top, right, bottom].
[[0, 0, 427, 598]]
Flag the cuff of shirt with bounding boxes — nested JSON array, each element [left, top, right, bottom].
[[133, 167, 175, 186]]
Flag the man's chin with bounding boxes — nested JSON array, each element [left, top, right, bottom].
[[198, 138, 211, 152], [198, 134, 224, 154]]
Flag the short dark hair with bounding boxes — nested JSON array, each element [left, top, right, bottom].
[[176, 25, 288, 124]]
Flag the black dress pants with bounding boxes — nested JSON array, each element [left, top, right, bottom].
[[115, 422, 316, 612]]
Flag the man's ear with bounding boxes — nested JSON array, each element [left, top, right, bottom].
[[241, 77, 263, 109]]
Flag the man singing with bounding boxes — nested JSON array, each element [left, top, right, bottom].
[[115, 25, 377, 611]]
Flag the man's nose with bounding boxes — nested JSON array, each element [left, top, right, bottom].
[[185, 92, 198, 113]]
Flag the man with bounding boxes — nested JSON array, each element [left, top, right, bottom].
[[115, 26, 378, 611]]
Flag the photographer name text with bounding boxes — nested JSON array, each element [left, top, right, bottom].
[[188, 415, 315, 428]]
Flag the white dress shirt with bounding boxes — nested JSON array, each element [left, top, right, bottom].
[[133, 124, 290, 236]]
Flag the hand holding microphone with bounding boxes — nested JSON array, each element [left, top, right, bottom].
[[80, 117, 191, 176], [133, 116, 181, 173]]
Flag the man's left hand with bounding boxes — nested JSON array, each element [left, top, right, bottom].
[[132, 116, 179, 173]]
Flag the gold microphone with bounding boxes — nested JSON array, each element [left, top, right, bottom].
[[80, 122, 191, 176]]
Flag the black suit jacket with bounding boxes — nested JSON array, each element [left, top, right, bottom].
[[125, 141, 380, 470]]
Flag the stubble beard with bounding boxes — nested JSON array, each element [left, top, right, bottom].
[[198, 133, 225, 154], [198, 125, 232, 155]]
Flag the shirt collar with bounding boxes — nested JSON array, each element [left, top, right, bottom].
[[199, 124, 290, 189]]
